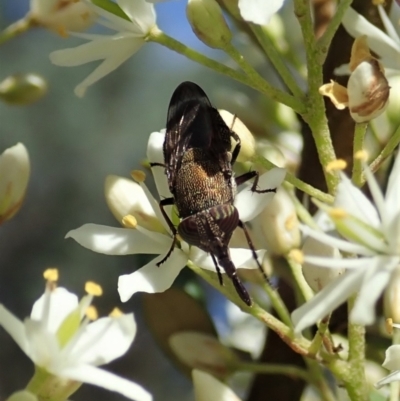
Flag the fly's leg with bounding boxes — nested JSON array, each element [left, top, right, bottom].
[[157, 197, 177, 266]]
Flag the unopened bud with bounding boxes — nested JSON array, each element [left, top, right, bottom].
[[0, 74, 47, 105], [104, 175, 164, 233], [29, 0, 96, 33], [319, 36, 390, 123], [384, 266, 400, 323], [169, 331, 238, 379], [186, 0, 232, 49], [219, 110, 255, 161], [0, 143, 30, 224], [260, 188, 300, 255], [302, 236, 345, 292]]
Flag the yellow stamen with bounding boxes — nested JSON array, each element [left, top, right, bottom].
[[131, 170, 146, 183], [86, 305, 98, 321], [354, 150, 369, 161], [285, 214, 296, 231], [122, 214, 138, 228], [43, 268, 59, 282], [56, 26, 68, 38], [325, 159, 347, 173], [109, 307, 123, 317], [85, 281, 103, 296], [372, 0, 384, 5], [386, 317, 393, 335], [289, 249, 304, 264], [329, 208, 347, 219]]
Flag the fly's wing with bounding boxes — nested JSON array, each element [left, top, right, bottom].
[[164, 81, 233, 191]]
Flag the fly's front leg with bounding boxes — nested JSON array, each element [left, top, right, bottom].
[[235, 170, 276, 194], [157, 197, 177, 266]]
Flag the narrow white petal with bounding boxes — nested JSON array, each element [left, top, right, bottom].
[[0, 305, 29, 355], [335, 174, 380, 228], [350, 257, 399, 325], [235, 168, 286, 222], [238, 0, 284, 26], [73, 39, 143, 97], [376, 370, 400, 388], [190, 247, 265, 271], [301, 225, 374, 256], [66, 224, 170, 255], [193, 369, 242, 401], [292, 269, 364, 333], [60, 365, 152, 401], [303, 255, 369, 269], [385, 151, 400, 212], [66, 314, 136, 365], [118, 251, 187, 302], [117, 0, 156, 32], [378, 5, 400, 46], [383, 345, 400, 370], [30, 288, 78, 333], [342, 7, 400, 70], [147, 131, 172, 200]]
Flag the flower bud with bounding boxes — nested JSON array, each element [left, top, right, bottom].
[[0, 143, 30, 224], [259, 188, 300, 255], [186, 0, 232, 49], [104, 175, 164, 233], [29, 0, 97, 34], [218, 110, 255, 162], [0, 74, 47, 105], [169, 331, 238, 379], [319, 36, 390, 123], [384, 266, 400, 323], [302, 236, 345, 292]]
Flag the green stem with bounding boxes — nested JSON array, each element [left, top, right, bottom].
[[304, 359, 337, 401], [249, 24, 305, 98], [148, 28, 304, 113], [260, 282, 292, 327], [0, 16, 33, 46], [316, 0, 354, 64], [286, 256, 314, 303], [344, 295, 367, 401], [352, 122, 368, 187], [252, 154, 334, 204], [222, 42, 305, 113], [294, 0, 338, 194], [308, 315, 332, 357], [369, 122, 400, 177], [235, 361, 310, 381]]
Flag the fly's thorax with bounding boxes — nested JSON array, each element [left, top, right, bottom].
[[174, 148, 235, 217]]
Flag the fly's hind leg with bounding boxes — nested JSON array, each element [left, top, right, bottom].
[[157, 197, 177, 266], [235, 170, 276, 194]]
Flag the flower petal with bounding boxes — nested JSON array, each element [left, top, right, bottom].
[[190, 247, 266, 271], [292, 268, 364, 333], [238, 0, 284, 26], [66, 224, 170, 255], [118, 251, 187, 302], [30, 287, 78, 333], [0, 305, 29, 355], [385, 150, 400, 212], [376, 370, 400, 389], [65, 314, 136, 365], [117, 0, 156, 33], [59, 364, 152, 401], [350, 257, 399, 325], [382, 345, 400, 370], [235, 168, 286, 222], [342, 7, 400, 70]]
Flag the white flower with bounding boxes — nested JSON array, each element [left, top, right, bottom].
[[376, 337, 400, 388], [67, 130, 286, 303], [0, 272, 152, 401], [340, 3, 400, 74], [238, 0, 284, 26], [0, 143, 30, 224], [49, 0, 156, 97], [29, 0, 97, 33], [192, 369, 242, 401], [292, 151, 400, 332]]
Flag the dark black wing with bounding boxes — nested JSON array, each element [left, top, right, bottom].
[[163, 81, 232, 191]]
